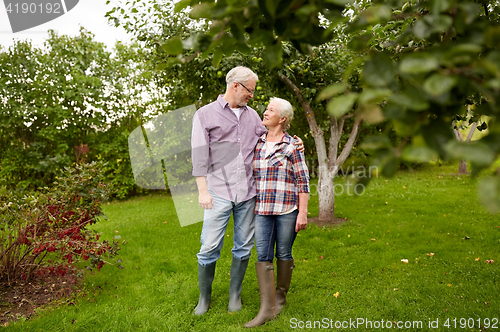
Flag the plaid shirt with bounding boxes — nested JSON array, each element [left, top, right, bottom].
[[253, 132, 310, 215]]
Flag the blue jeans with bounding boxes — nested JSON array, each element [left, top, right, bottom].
[[197, 190, 256, 266], [254, 210, 298, 262]]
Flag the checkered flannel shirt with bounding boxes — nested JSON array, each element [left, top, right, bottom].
[[253, 132, 310, 215]]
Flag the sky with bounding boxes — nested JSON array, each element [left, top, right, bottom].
[[0, 0, 133, 50]]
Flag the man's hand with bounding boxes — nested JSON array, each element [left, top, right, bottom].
[[293, 135, 305, 153], [199, 191, 214, 210], [295, 211, 307, 232], [196, 176, 214, 209]]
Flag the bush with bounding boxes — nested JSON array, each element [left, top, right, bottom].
[[0, 162, 120, 284]]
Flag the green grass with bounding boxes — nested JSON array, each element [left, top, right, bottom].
[[4, 162, 500, 331]]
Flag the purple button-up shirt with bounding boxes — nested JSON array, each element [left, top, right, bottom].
[[191, 95, 267, 202]]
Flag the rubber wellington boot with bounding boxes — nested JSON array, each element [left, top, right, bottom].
[[228, 257, 249, 312], [194, 262, 216, 315], [275, 259, 294, 315], [244, 262, 276, 328]]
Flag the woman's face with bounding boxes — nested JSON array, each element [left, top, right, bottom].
[[262, 101, 285, 128]]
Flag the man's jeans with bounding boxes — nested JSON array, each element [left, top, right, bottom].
[[254, 210, 298, 262], [197, 190, 256, 266]]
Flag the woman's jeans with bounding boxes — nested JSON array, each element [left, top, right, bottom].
[[254, 210, 298, 262]]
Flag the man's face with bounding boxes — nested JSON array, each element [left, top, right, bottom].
[[235, 80, 256, 107]]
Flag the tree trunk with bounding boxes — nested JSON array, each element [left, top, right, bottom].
[[318, 166, 336, 220], [453, 120, 477, 174], [278, 73, 362, 223], [458, 160, 468, 174]]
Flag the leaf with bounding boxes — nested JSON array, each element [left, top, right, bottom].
[[425, 15, 453, 34], [363, 53, 396, 87], [189, 3, 212, 19], [327, 93, 358, 118], [295, 4, 317, 18], [359, 135, 392, 151], [347, 32, 372, 52], [413, 20, 429, 39], [316, 83, 347, 102], [445, 44, 481, 65], [400, 53, 439, 75], [265, 0, 280, 18], [478, 176, 500, 214], [359, 103, 384, 124], [485, 26, 500, 48], [402, 146, 438, 162], [212, 48, 223, 67], [380, 155, 398, 178], [174, 0, 191, 13], [423, 74, 457, 97], [325, 0, 351, 5], [221, 38, 236, 56], [161, 37, 183, 55], [358, 88, 392, 104], [263, 43, 283, 68], [444, 141, 495, 167], [388, 91, 428, 111]]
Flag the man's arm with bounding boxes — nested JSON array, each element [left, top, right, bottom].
[[196, 176, 214, 209], [293, 135, 305, 153], [192, 111, 214, 209]]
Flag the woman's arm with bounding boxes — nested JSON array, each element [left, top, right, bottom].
[[296, 193, 309, 232], [290, 142, 310, 232]]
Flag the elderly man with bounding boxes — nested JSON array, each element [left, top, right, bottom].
[[191, 66, 303, 315]]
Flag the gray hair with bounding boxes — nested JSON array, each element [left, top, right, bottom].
[[226, 66, 258, 87], [270, 97, 294, 131]]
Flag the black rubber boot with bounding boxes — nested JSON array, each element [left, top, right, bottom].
[[194, 262, 216, 315], [228, 257, 249, 312]]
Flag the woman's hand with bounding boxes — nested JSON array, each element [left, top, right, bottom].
[[295, 211, 308, 232]]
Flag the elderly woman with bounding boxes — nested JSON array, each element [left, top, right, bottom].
[[245, 97, 310, 328]]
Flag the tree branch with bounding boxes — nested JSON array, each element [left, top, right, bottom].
[[452, 121, 464, 141], [334, 117, 362, 169], [466, 122, 477, 142], [278, 73, 323, 137], [329, 115, 339, 169], [278, 73, 329, 168]]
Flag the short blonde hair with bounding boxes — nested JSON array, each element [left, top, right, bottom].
[[270, 97, 294, 131]]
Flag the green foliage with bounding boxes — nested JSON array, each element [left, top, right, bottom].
[[0, 29, 169, 198], [108, 0, 500, 210], [0, 162, 120, 283]]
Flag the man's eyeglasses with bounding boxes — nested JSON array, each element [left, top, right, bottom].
[[238, 82, 255, 94]]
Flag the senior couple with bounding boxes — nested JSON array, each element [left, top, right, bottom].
[[191, 66, 310, 327]]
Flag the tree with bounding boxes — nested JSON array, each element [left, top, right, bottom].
[[109, 0, 500, 214], [451, 105, 486, 174], [152, 0, 500, 214], [107, 1, 377, 220], [0, 29, 168, 197]]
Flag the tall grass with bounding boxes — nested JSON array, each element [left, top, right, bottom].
[[4, 162, 499, 331]]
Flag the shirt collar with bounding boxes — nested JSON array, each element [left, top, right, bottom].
[[259, 132, 292, 144], [217, 95, 248, 112]]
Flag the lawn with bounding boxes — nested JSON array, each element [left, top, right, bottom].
[[4, 162, 499, 331]]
